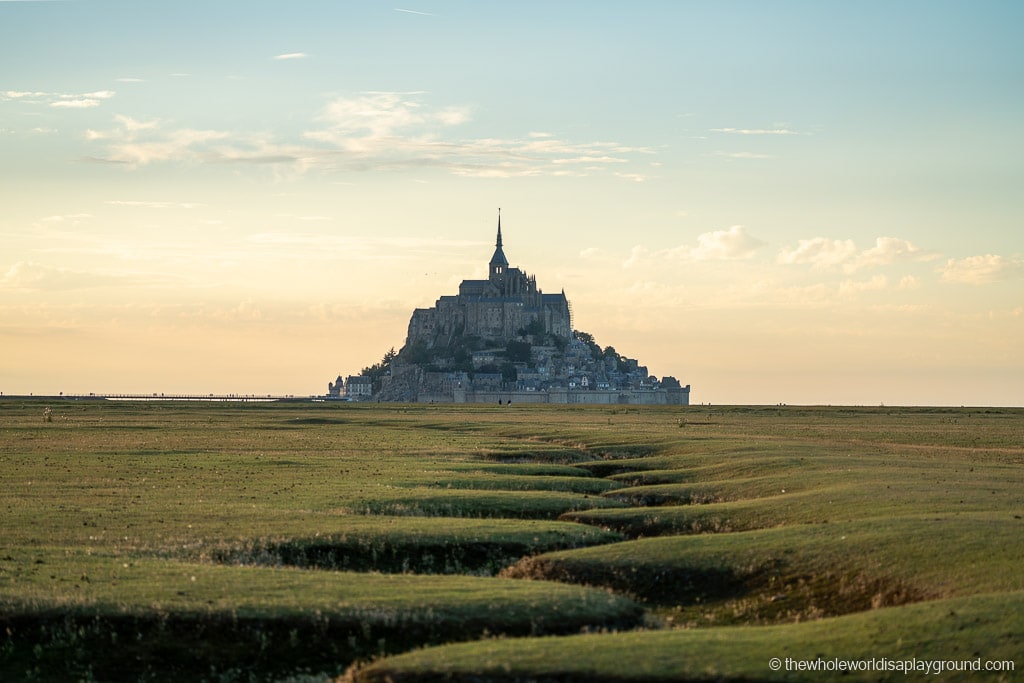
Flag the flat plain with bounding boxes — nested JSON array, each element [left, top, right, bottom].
[[1, 399, 1021, 681]]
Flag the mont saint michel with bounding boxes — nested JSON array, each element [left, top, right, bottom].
[[330, 214, 690, 405]]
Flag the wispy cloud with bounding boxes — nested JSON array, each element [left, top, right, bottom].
[[307, 91, 461, 138], [0, 261, 146, 292], [711, 127, 799, 135], [51, 98, 103, 109], [777, 238, 859, 270], [41, 213, 93, 223], [394, 8, 434, 16], [273, 52, 308, 60], [83, 91, 652, 180], [713, 151, 772, 159], [838, 274, 889, 296], [626, 225, 765, 267], [84, 116, 236, 165], [778, 236, 937, 273], [940, 254, 1022, 285], [104, 200, 205, 209], [244, 232, 479, 264], [4, 89, 116, 108]]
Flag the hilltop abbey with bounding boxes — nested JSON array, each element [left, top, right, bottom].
[[329, 213, 689, 405], [406, 214, 572, 349]]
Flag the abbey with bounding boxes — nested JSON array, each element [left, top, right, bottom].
[[330, 214, 689, 405], [406, 214, 571, 349]]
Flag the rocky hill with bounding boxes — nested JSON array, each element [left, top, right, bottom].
[[331, 216, 689, 405]]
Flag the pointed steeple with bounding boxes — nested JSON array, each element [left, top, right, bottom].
[[489, 208, 508, 280]]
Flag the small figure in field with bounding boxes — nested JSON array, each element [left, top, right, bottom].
[[43, 407, 53, 423]]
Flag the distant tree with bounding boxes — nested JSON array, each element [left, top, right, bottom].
[[403, 341, 432, 365], [500, 362, 518, 382], [572, 330, 603, 360], [525, 318, 546, 337], [452, 346, 471, 366], [360, 347, 399, 394], [574, 331, 594, 345], [506, 340, 532, 364]]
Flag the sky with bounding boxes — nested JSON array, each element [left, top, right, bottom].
[[1, 1, 1022, 406]]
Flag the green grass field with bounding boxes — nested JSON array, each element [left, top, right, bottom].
[[1, 400, 1021, 681]]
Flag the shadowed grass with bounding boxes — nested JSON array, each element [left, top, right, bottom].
[[203, 516, 623, 574], [0, 549, 642, 681], [350, 487, 626, 519]]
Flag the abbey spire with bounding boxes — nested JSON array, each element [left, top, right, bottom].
[[489, 208, 509, 281]]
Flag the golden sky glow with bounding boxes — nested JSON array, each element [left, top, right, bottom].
[[2, 2, 1022, 405]]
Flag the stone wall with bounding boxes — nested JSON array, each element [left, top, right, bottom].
[[454, 386, 690, 406]]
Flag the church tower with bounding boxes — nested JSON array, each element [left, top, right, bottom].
[[488, 209, 509, 284]]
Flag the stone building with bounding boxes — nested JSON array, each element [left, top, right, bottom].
[[404, 214, 571, 350]]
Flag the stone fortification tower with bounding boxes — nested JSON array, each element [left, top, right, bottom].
[[404, 213, 571, 350]]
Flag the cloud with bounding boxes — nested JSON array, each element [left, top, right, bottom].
[[898, 275, 920, 290], [687, 225, 765, 260], [85, 117, 237, 165], [310, 91, 468, 138], [626, 225, 765, 267], [838, 274, 889, 296], [5, 89, 116, 109], [104, 200, 204, 209], [778, 236, 936, 272], [0, 261, 140, 292], [41, 213, 93, 224], [273, 52, 308, 60], [110, 128, 231, 164], [713, 151, 772, 159], [115, 114, 161, 132], [939, 254, 1022, 285], [82, 92, 651, 180], [2, 90, 49, 100], [394, 8, 434, 16], [301, 92, 652, 178], [855, 237, 938, 269], [779, 238, 859, 270], [51, 98, 103, 109], [242, 232, 480, 265], [711, 127, 799, 135]]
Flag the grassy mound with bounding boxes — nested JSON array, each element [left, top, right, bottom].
[[351, 590, 1023, 682], [566, 435, 1023, 537], [503, 515, 1024, 623], [0, 551, 643, 681]]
